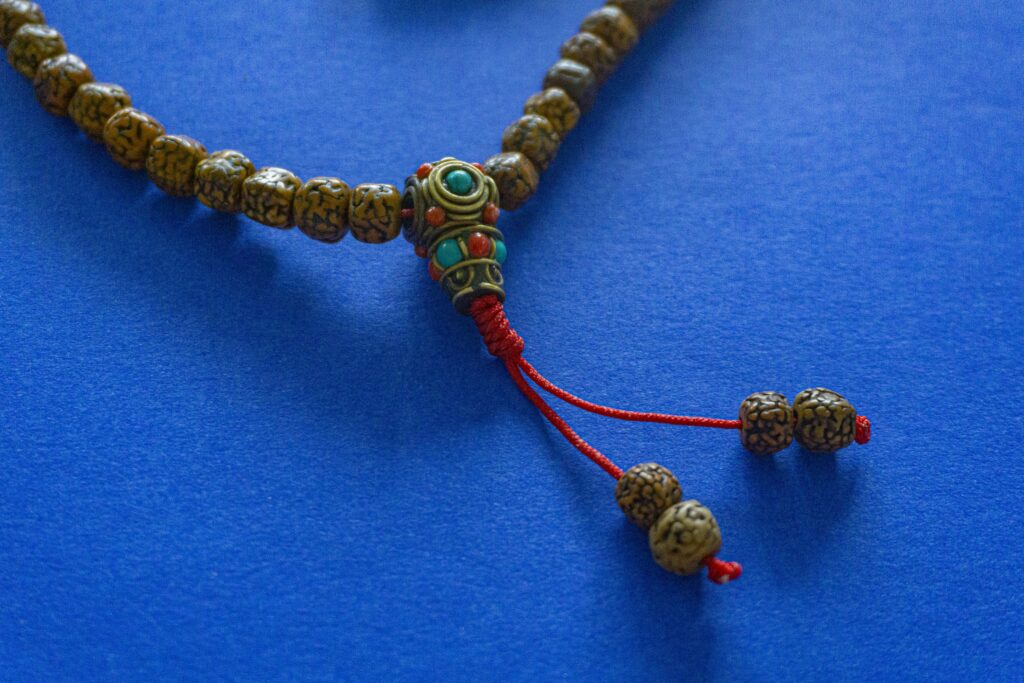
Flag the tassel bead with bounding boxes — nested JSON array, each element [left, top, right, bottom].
[[793, 387, 858, 453], [615, 462, 682, 529], [739, 391, 794, 455]]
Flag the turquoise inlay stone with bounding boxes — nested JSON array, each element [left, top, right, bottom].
[[436, 239, 463, 268], [494, 239, 507, 264], [444, 169, 475, 196]]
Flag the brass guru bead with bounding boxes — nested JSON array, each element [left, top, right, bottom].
[[7, 23, 64, 78], [102, 107, 165, 171], [649, 500, 723, 575], [739, 391, 795, 455], [33, 53, 92, 116], [792, 387, 858, 453], [68, 82, 131, 142], [483, 152, 539, 212], [242, 167, 302, 229], [146, 134, 208, 197], [293, 177, 351, 243], [194, 150, 256, 213], [615, 463, 682, 529], [0, 0, 44, 48]]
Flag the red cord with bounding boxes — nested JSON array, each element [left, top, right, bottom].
[[518, 358, 741, 429], [856, 415, 871, 445], [702, 556, 743, 584]]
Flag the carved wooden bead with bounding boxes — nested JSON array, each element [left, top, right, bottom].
[[739, 391, 794, 455], [483, 151, 539, 212], [560, 32, 619, 84], [615, 462, 682, 529], [68, 82, 132, 142], [294, 177, 350, 243], [543, 59, 598, 112], [0, 0, 45, 48], [581, 6, 639, 57], [241, 167, 302, 229], [793, 388, 857, 453], [502, 114, 561, 173], [194, 150, 256, 213], [649, 500, 722, 575], [32, 53, 93, 117], [348, 183, 402, 244], [7, 23, 65, 78], [524, 88, 580, 137], [145, 134, 208, 197], [103, 108, 165, 171]]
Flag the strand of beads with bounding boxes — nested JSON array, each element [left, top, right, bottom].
[[483, 0, 677, 210], [0, 0, 405, 247]]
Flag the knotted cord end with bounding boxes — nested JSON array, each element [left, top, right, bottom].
[[468, 295, 524, 360], [702, 556, 743, 585], [855, 415, 871, 445]]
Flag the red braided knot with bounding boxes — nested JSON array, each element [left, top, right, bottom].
[[855, 415, 871, 445], [469, 296, 524, 360], [702, 556, 743, 585]]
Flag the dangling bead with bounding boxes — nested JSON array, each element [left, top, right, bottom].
[[649, 500, 725, 576], [615, 462, 682, 529], [793, 387, 858, 453], [739, 391, 794, 455]]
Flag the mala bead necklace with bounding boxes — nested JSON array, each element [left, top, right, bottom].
[[2, 0, 872, 584]]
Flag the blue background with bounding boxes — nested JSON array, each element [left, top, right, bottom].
[[1, 0, 1022, 679]]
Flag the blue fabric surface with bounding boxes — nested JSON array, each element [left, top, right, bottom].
[[1, 0, 1022, 679]]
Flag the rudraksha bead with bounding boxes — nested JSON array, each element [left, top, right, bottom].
[[194, 150, 256, 213], [483, 151, 539, 211], [606, 0, 670, 32], [649, 500, 722, 575], [294, 177, 350, 243], [501, 114, 561, 173], [6, 23, 65, 78], [241, 167, 301, 229], [615, 462, 682, 529], [524, 88, 581, 137], [32, 53, 92, 116], [543, 59, 598, 112], [68, 82, 131, 142], [793, 387, 857, 453], [348, 183, 402, 243], [102, 107, 165, 171], [739, 391, 794, 455], [0, 0, 44, 48], [580, 6, 638, 57], [560, 32, 619, 84], [145, 134, 208, 197]]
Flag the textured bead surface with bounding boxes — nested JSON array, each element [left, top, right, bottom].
[[649, 500, 723, 575], [483, 152, 539, 211], [0, 0, 44, 48], [241, 167, 301, 229], [145, 134, 207, 197], [194, 150, 256, 213], [793, 388, 857, 453], [294, 177, 350, 243], [615, 462, 682, 529], [581, 6, 639, 56], [32, 53, 92, 116], [524, 88, 581, 137], [739, 391, 794, 455], [607, 0, 661, 31], [7, 23, 65, 78], [348, 183, 402, 243], [543, 59, 598, 111], [501, 114, 561, 172], [68, 82, 132, 142], [561, 32, 619, 83], [102, 108, 165, 171]]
